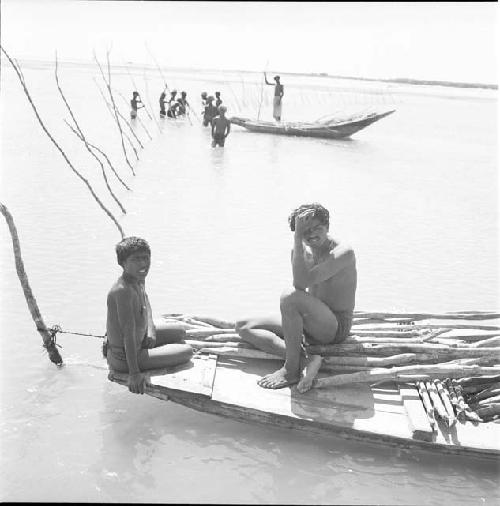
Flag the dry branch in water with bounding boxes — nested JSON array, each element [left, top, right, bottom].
[[0, 202, 63, 365], [54, 54, 126, 214], [64, 120, 131, 191], [93, 50, 136, 175], [0, 45, 125, 238]]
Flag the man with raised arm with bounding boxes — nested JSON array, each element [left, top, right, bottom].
[[106, 237, 193, 394], [236, 203, 357, 392], [264, 73, 284, 121]]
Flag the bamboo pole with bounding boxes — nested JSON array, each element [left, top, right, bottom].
[[416, 381, 437, 430], [64, 121, 131, 191], [0, 46, 125, 238], [469, 384, 500, 403], [434, 379, 456, 426], [322, 353, 422, 367], [353, 311, 500, 321], [0, 203, 63, 365], [425, 380, 449, 422], [54, 54, 127, 214]]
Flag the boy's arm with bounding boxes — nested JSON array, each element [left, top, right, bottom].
[[144, 291, 156, 348], [115, 287, 140, 373], [264, 72, 272, 85], [292, 241, 354, 289], [225, 119, 231, 136]]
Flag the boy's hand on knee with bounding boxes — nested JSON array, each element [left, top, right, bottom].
[[128, 372, 146, 394]]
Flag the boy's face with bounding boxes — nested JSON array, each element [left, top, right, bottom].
[[302, 218, 329, 248], [122, 250, 151, 281]]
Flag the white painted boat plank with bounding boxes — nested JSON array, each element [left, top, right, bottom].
[[149, 354, 217, 396]]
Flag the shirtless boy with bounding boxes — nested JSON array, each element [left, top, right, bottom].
[[106, 237, 193, 394], [236, 203, 357, 392], [211, 105, 231, 147]]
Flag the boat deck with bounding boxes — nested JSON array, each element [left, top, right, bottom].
[[109, 354, 500, 459]]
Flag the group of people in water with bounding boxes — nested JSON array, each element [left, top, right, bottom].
[[129, 87, 231, 147], [105, 202, 357, 395], [129, 72, 284, 148]]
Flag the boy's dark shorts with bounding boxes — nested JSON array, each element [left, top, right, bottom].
[[212, 133, 225, 147]]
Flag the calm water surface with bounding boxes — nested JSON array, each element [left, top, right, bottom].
[[0, 62, 498, 503]]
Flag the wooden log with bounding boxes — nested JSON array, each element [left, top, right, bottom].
[[308, 342, 500, 358], [474, 395, 500, 407], [186, 340, 251, 349], [461, 383, 498, 395], [475, 405, 500, 418], [471, 336, 500, 348], [398, 384, 435, 441], [314, 364, 500, 388], [166, 314, 235, 329], [353, 311, 500, 321], [197, 347, 281, 360], [186, 328, 237, 339], [452, 375, 500, 387], [416, 381, 437, 430], [468, 384, 500, 403], [322, 353, 419, 367], [434, 379, 456, 426]]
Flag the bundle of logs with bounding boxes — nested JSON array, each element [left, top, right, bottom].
[[161, 310, 500, 424]]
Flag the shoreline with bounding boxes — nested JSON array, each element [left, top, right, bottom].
[[5, 58, 497, 91]]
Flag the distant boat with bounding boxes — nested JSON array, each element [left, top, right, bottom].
[[230, 109, 395, 139]]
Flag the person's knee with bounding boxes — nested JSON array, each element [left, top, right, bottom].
[[280, 288, 303, 313], [177, 343, 194, 363]]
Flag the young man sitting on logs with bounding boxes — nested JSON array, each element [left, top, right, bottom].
[[236, 203, 357, 392], [106, 237, 193, 394]]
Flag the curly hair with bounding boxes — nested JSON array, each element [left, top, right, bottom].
[[288, 203, 330, 232], [115, 236, 151, 266]]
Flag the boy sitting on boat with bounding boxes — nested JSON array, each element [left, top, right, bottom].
[[106, 237, 193, 394], [236, 203, 357, 392]]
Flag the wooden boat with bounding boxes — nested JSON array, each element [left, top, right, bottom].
[[108, 311, 500, 460], [230, 109, 395, 139]]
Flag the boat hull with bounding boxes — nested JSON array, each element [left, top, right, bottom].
[[230, 110, 395, 139]]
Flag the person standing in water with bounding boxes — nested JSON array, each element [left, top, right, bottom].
[[130, 91, 144, 119], [159, 89, 168, 118], [177, 91, 190, 116], [211, 105, 231, 147], [106, 236, 193, 394], [167, 90, 178, 118], [264, 73, 284, 122], [236, 203, 357, 392], [202, 96, 218, 127]]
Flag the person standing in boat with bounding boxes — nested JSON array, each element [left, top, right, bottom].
[[236, 203, 357, 392], [130, 91, 144, 119], [264, 73, 284, 122], [211, 105, 231, 147], [106, 237, 193, 394]]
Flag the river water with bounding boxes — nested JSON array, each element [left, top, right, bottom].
[[0, 60, 498, 503]]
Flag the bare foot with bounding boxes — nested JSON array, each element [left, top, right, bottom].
[[297, 355, 322, 393], [258, 367, 300, 389]]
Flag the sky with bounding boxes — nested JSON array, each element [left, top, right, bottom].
[[0, 1, 498, 83]]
